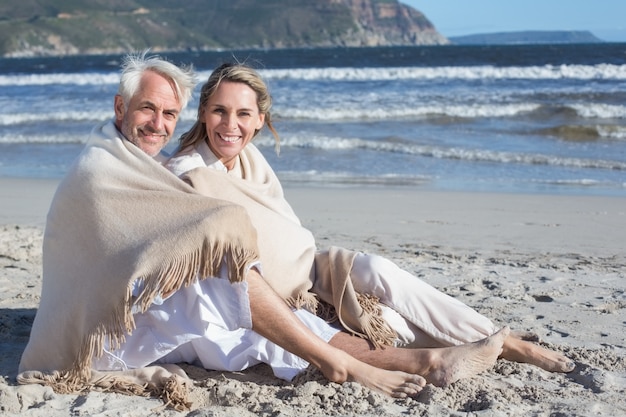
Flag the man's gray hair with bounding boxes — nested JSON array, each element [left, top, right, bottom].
[[117, 50, 196, 109]]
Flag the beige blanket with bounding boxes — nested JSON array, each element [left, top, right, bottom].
[[182, 143, 395, 348], [17, 121, 260, 410], [18, 123, 394, 410]]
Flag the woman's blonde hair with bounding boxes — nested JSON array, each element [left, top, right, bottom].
[[178, 62, 279, 153]]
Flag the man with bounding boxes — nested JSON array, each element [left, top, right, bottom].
[[18, 52, 507, 410]]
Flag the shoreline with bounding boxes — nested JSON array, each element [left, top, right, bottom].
[[2, 176, 626, 244], [1, 176, 625, 416], [284, 184, 626, 257]]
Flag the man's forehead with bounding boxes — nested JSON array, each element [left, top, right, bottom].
[[136, 71, 181, 106]]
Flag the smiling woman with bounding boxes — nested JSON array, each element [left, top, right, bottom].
[[176, 62, 282, 169], [201, 81, 265, 170]]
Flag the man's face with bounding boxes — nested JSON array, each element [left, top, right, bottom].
[[114, 70, 182, 156]]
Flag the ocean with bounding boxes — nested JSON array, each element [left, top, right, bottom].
[[1, 44, 625, 196]]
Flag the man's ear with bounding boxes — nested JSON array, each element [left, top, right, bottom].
[[114, 95, 125, 121]]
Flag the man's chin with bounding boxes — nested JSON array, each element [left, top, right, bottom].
[[140, 142, 165, 157]]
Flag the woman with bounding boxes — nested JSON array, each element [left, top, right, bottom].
[[165, 63, 575, 380]]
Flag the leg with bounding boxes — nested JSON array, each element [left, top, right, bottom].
[[329, 327, 510, 387], [246, 268, 425, 398], [349, 253, 575, 372], [501, 335, 575, 372], [348, 253, 496, 347]]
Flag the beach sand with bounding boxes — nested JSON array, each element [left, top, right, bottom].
[[1, 178, 625, 416]]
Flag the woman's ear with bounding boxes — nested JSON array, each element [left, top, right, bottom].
[[256, 113, 266, 130]]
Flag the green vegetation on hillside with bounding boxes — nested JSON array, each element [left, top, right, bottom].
[[0, 0, 443, 57]]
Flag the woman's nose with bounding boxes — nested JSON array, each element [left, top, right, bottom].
[[225, 114, 238, 130]]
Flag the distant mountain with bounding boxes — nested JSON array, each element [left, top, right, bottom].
[[449, 31, 604, 45], [0, 0, 449, 57]]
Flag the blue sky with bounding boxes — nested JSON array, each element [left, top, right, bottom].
[[400, 1, 626, 42]]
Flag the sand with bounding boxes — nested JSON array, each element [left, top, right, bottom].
[[1, 177, 625, 416]]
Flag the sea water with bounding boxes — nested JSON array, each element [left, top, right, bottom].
[[1, 44, 625, 196]]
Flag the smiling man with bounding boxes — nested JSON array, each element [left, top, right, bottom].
[[113, 62, 184, 156]]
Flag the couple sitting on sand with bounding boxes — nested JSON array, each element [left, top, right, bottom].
[[18, 52, 574, 410]]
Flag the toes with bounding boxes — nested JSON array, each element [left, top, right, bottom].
[[560, 359, 576, 372], [410, 375, 427, 387], [392, 383, 422, 398]]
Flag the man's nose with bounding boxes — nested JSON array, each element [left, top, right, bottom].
[[152, 111, 165, 129]]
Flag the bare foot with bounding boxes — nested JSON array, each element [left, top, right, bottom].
[[319, 350, 426, 398], [420, 326, 510, 387], [510, 330, 540, 342], [501, 335, 575, 372], [350, 359, 427, 398]]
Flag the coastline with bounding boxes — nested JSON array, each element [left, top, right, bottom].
[[284, 184, 626, 257], [3, 177, 625, 255], [1, 177, 625, 416]]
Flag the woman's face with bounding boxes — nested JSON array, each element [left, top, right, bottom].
[[202, 80, 265, 170]]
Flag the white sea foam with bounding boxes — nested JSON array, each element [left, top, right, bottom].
[[256, 64, 626, 82], [275, 170, 432, 186], [0, 108, 198, 127], [597, 125, 626, 140], [0, 133, 86, 144], [0, 111, 107, 126], [571, 103, 626, 119], [256, 134, 626, 171], [276, 102, 541, 120], [3, 102, 623, 126], [0, 72, 119, 86], [532, 178, 617, 188], [3, 63, 625, 87]]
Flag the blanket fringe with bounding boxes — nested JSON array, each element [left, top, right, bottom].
[[19, 240, 251, 411], [17, 370, 80, 395], [355, 293, 396, 349], [17, 369, 192, 411], [135, 240, 258, 314], [287, 291, 396, 349], [153, 375, 193, 412], [287, 291, 320, 313]]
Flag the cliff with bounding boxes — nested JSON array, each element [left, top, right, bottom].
[[449, 30, 604, 45], [0, 0, 449, 57]]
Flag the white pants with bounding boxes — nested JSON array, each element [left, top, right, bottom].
[[350, 252, 497, 348], [95, 253, 496, 380]]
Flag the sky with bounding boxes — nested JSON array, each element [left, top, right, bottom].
[[400, 1, 626, 42]]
